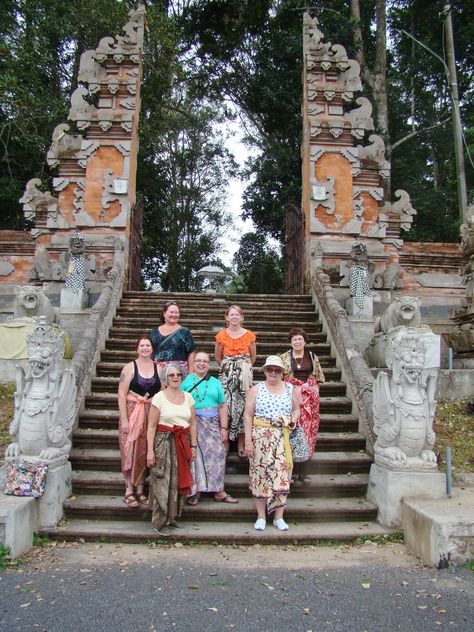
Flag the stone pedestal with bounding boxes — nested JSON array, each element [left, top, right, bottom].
[[60, 287, 89, 310], [0, 463, 37, 558], [402, 488, 474, 566], [39, 461, 72, 527], [367, 463, 446, 527], [346, 296, 373, 317]]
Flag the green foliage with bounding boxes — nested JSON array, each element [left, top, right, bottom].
[[0, 543, 11, 570], [464, 558, 474, 572], [33, 532, 49, 547], [434, 398, 474, 473], [0, 383, 15, 456], [233, 232, 283, 294]]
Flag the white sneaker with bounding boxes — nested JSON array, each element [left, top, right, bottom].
[[254, 518, 266, 531], [273, 518, 289, 531]]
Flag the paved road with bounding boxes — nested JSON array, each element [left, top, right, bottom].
[[0, 542, 472, 632]]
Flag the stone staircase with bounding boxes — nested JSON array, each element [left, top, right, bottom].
[[42, 292, 388, 544]]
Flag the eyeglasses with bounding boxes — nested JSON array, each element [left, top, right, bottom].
[[196, 359, 209, 363], [265, 368, 282, 374], [167, 373, 182, 378]]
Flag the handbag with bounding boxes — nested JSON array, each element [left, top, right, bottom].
[[4, 458, 48, 497], [289, 424, 311, 463]]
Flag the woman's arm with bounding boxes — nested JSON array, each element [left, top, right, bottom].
[[214, 341, 223, 365], [189, 403, 197, 461], [248, 341, 257, 364], [187, 351, 195, 374], [118, 363, 133, 432], [243, 386, 257, 457], [291, 387, 301, 427], [146, 404, 160, 467], [218, 402, 229, 445]]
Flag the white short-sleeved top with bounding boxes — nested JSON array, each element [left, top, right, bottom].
[[151, 390, 194, 428]]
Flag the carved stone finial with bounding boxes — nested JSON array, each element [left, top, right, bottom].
[[392, 189, 417, 231]]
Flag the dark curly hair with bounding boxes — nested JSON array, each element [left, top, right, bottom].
[[288, 327, 308, 343]]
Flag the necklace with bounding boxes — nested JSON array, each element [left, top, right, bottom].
[[292, 352, 304, 371], [192, 376, 209, 403]]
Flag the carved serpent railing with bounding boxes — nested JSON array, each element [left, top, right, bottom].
[[71, 239, 125, 419], [311, 259, 376, 455]]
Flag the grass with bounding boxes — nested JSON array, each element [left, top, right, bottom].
[[33, 533, 49, 548], [464, 559, 474, 572], [0, 543, 11, 570], [0, 383, 15, 459], [434, 398, 474, 473]]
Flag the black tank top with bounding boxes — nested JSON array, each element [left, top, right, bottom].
[[129, 361, 161, 397]]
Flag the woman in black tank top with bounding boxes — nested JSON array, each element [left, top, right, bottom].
[[118, 336, 161, 508]]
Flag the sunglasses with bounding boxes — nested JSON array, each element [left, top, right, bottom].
[[167, 373, 182, 378], [164, 300, 178, 306], [265, 368, 282, 374]]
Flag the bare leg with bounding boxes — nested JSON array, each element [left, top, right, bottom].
[[255, 498, 267, 520]]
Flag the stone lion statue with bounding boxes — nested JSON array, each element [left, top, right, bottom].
[[11, 285, 60, 324], [374, 295, 422, 334]]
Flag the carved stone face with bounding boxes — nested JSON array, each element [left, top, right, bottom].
[[29, 359, 51, 378], [17, 286, 40, 312], [396, 297, 420, 322], [69, 237, 85, 256]]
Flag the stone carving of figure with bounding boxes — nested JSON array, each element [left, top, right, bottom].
[[5, 317, 76, 463], [64, 233, 87, 292], [348, 242, 373, 308], [373, 334, 438, 470], [11, 285, 60, 324]]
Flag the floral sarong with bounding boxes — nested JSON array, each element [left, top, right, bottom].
[[284, 375, 320, 459], [118, 393, 151, 486], [194, 408, 226, 492], [249, 415, 293, 514], [219, 354, 252, 440]]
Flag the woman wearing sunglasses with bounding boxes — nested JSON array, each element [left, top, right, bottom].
[[243, 356, 300, 532], [147, 363, 197, 534]]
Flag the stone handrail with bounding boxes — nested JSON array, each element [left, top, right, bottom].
[[311, 261, 376, 455], [71, 239, 125, 416]]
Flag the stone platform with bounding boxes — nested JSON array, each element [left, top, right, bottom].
[[402, 486, 474, 566]]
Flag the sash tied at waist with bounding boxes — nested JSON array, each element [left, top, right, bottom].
[[252, 415, 293, 470]]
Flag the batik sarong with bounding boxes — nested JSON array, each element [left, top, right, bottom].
[[284, 375, 320, 459], [219, 354, 252, 441], [194, 408, 226, 492], [149, 425, 193, 531], [118, 393, 151, 486], [249, 415, 293, 514]]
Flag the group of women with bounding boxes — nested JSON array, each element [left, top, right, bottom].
[[118, 300, 324, 534]]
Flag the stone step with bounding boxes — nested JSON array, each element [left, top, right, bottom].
[[72, 428, 366, 452], [94, 361, 340, 378], [116, 308, 318, 321], [105, 338, 329, 354], [82, 394, 351, 414], [71, 470, 370, 498], [69, 450, 371, 474], [122, 291, 314, 303], [40, 518, 390, 545], [78, 411, 358, 432], [112, 318, 323, 331], [63, 494, 378, 523], [86, 381, 346, 402], [98, 349, 334, 366], [108, 329, 325, 342]]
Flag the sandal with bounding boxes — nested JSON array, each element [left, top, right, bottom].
[[186, 494, 199, 506], [136, 492, 149, 505], [214, 493, 239, 504], [299, 475, 312, 485], [123, 493, 139, 508]]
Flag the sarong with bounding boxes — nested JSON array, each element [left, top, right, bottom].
[[285, 375, 320, 459], [194, 408, 226, 492], [149, 425, 193, 531], [118, 393, 151, 486], [249, 415, 293, 514], [219, 354, 252, 441]]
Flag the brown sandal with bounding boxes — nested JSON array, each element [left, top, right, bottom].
[[137, 494, 149, 505], [123, 493, 139, 508]]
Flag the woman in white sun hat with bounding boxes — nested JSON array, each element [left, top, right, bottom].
[[243, 355, 300, 532]]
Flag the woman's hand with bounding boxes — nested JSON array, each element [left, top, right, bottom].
[[122, 421, 129, 434], [190, 447, 196, 462], [244, 439, 254, 458], [146, 452, 155, 467]]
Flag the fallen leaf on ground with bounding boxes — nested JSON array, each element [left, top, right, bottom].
[[206, 607, 218, 612]]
